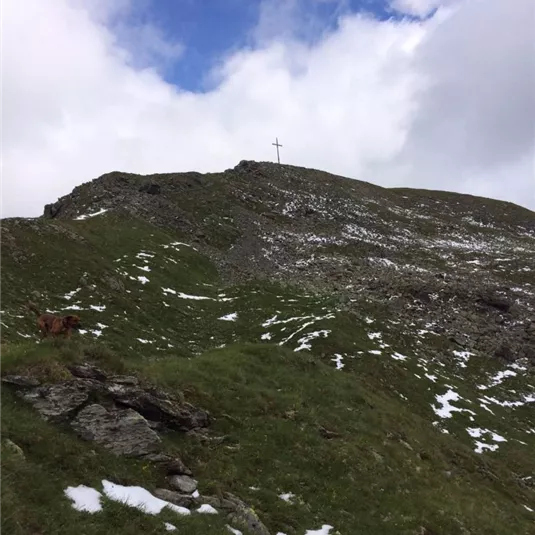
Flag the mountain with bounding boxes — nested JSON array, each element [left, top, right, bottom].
[[2, 161, 534, 535]]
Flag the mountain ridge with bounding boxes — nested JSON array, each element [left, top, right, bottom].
[[1, 160, 534, 534]]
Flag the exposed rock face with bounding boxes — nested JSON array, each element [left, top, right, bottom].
[[1, 364, 209, 471], [1, 375, 41, 387], [71, 404, 161, 457], [19, 380, 99, 422], [108, 383, 210, 431], [139, 183, 161, 195], [43, 202, 63, 219]]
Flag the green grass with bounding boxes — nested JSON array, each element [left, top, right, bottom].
[[2, 339, 534, 535], [2, 213, 534, 535]]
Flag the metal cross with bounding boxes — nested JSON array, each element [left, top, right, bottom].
[[272, 137, 283, 164]]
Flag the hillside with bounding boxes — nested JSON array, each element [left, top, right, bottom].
[[1, 161, 534, 535]]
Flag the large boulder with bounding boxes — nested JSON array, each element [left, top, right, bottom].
[[71, 403, 161, 457], [167, 474, 197, 493]]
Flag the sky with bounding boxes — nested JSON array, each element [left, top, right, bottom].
[[2, 0, 534, 217]]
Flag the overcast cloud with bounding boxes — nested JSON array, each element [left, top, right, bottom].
[[2, 0, 534, 218]]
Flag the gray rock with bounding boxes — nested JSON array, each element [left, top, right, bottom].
[[477, 291, 512, 313], [19, 379, 98, 421], [153, 489, 194, 508], [223, 493, 271, 535], [139, 183, 161, 195], [2, 375, 41, 387], [186, 428, 227, 444], [195, 494, 238, 512], [68, 364, 108, 381], [43, 201, 63, 218], [71, 403, 161, 457], [109, 387, 210, 431], [168, 474, 197, 494], [108, 375, 139, 386], [194, 493, 271, 535], [494, 343, 515, 362], [140, 453, 192, 476]]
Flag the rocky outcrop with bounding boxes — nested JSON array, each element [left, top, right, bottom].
[[139, 183, 161, 195], [1, 375, 41, 387], [2, 363, 271, 534], [43, 201, 63, 219], [1, 363, 209, 474], [19, 379, 100, 422], [71, 404, 161, 457], [108, 383, 210, 431]]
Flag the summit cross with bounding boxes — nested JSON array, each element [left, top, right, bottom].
[[272, 137, 282, 164]]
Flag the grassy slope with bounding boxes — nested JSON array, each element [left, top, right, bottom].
[[1, 213, 534, 534]]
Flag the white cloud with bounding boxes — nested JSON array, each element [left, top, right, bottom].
[[382, 0, 535, 205], [2, 0, 534, 218], [390, 0, 448, 17]]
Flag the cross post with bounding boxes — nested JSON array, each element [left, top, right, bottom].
[[272, 137, 282, 164]]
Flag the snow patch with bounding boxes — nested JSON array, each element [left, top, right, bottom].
[[432, 388, 476, 419], [75, 208, 108, 220], [64, 485, 102, 513], [279, 492, 295, 503], [197, 504, 218, 514], [294, 330, 330, 352], [102, 479, 190, 515], [305, 525, 334, 535], [62, 288, 82, 300], [332, 354, 344, 370], [452, 350, 473, 368], [219, 313, 238, 322], [478, 369, 517, 390]]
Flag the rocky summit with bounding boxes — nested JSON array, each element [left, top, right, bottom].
[[1, 161, 534, 535]]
